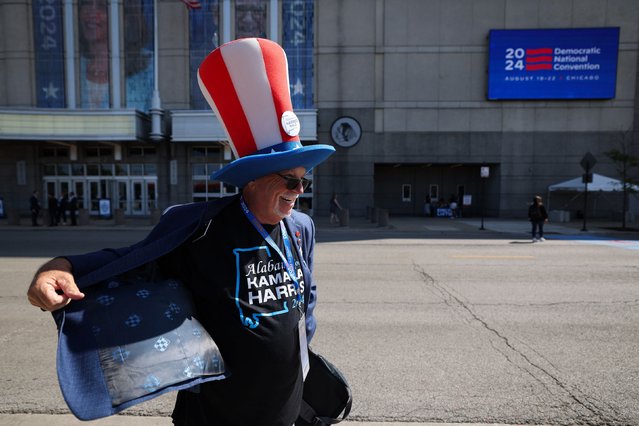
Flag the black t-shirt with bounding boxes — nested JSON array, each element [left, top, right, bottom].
[[167, 199, 305, 426]]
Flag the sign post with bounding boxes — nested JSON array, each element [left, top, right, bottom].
[[479, 166, 490, 230], [580, 152, 597, 231]]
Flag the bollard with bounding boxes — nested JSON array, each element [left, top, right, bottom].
[[114, 209, 126, 225], [378, 208, 389, 227], [78, 209, 90, 226], [338, 208, 349, 227], [371, 207, 378, 223]]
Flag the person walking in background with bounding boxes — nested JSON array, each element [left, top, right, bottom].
[[29, 190, 41, 226], [68, 192, 78, 226], [329, 193, 343, 225], [423, 195, 431, 217], [528, 195, 549, 242]]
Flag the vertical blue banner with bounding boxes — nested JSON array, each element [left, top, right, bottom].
[[189, 0, 220, 109], [33, 0, 66, 108], [282, 0, 314, 109], [124, 0, 155, 111]]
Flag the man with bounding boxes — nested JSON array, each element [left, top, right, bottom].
[[67, 192, 78, 226], [27, 38, 335, 425], [29, 190, 41, 226]]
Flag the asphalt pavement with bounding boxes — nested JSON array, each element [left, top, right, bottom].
[[0, 214, 636, 426], [0, 414, 514, 426]]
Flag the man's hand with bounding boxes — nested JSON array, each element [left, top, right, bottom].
[[27, 258, 85, 311]]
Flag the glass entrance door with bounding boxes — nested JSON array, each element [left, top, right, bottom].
[[131, 180, 143, 215], [88, 179, 112, 215], [130, 179, 157, 216]]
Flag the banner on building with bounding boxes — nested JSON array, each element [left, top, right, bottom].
[[282, 0, 314, 109], [488, 27, 620, 100], [33, 0, 66, 108]]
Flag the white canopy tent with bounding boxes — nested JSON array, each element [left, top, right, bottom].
[[547, 174, 639, 221], [548, 173, 638, 192]]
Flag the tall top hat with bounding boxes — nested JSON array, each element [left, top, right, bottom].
[[198, 38, 335, 188]]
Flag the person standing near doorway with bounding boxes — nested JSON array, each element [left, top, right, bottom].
[[528, 195, 548, 242], [29, 190, 41, 226], [68, 192, 78, 226]]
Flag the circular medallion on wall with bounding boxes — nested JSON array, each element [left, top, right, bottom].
[[330, 116, 362, 148]]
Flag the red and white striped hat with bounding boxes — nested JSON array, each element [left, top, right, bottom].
[[198, 38, 335, 188]]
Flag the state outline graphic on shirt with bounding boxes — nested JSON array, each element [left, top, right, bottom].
[[233, 245, 304, 329]]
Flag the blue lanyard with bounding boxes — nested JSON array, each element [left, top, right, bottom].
[[240, 197, 303, 310]]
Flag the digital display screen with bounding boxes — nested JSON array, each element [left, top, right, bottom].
[[487, 27, 620, 100]]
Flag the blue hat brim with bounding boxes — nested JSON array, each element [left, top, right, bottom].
[[211, 144, 336, 187]]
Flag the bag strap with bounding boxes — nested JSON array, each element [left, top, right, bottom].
[[298, 390, 353, 426]]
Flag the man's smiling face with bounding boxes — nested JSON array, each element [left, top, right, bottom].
[[243, 166, 307, 225]]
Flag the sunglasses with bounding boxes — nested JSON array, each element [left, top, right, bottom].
[[276, 173, 311, 190]]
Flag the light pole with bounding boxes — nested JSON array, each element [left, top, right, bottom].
[[149, 0, 164, 141], [579, 152, 597, 232], [479, 166, 489, 230]]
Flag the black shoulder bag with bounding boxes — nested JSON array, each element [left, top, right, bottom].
[[297, 349, 353, 426]]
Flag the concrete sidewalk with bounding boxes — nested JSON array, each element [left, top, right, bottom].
[[0, 414, 525, 426], [317, 214, 639, 239], [2, 213, 638, 240]]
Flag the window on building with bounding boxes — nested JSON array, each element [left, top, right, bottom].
[[129, 146, 157, 156], [57, 164, 71, 176], [42, 146, 70, 158], [191, 162, 238, 201], [71, 164, 85, 176], [429, 184, 439, 201], [191, 146, 223, 160], [402, 184, 412, 202], [86, 146, 114, 159], [115, 164, 129, 176], [86, 164, 100, 176]]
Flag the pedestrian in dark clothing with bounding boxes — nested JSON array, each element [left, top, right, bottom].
[[47, 193, 58, 226], [528, 195, 549, 242], [58, 192, 69, 225], [29, 190, 41, 226], [68, 192, 78, 226], [329, 193, 343, 225]]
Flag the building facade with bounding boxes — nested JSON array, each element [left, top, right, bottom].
[[1, 0, 638, 222]]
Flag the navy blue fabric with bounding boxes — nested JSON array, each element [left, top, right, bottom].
[[54, 195, 318, 420], [53, 272, 227, 420]]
